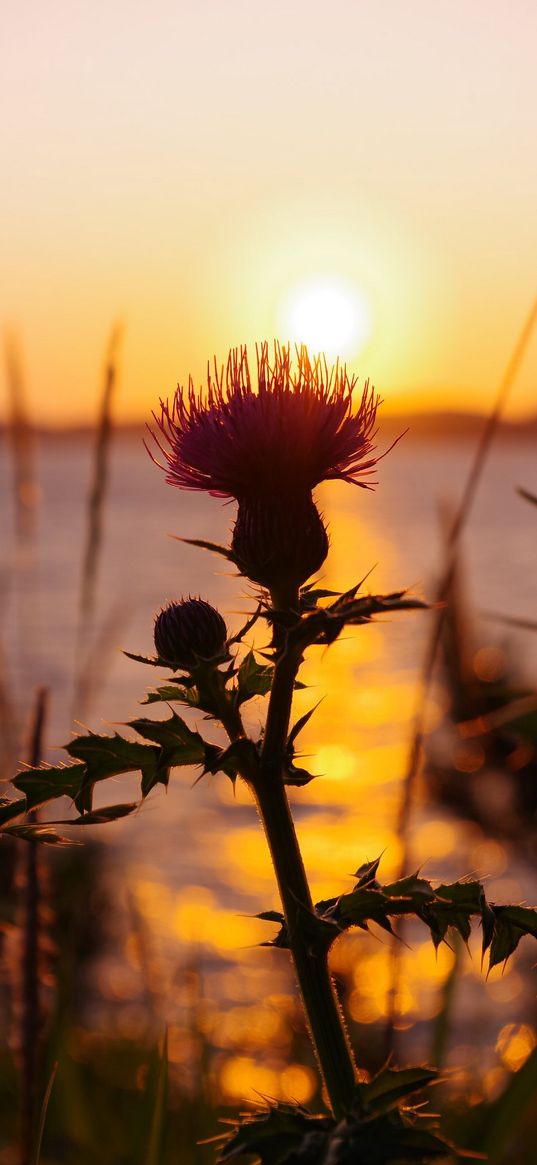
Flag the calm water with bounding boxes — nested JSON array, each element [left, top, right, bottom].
[[1, 429, 536, 1102]]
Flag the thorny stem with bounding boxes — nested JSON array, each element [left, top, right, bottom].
[[256, 616, 357, 1117], [206, 612, 358, 1116]]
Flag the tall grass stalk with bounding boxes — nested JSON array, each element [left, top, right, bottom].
[[73, 323, 122, 717], [385, 295, 537, 1056], [18, 687, 48, 1165]]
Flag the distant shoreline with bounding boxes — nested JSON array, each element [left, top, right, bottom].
[[1, 412, 536, 442]]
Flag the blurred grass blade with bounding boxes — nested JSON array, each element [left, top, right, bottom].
[[74, 323, 122, 717], [385, 294, 537, 1059], [79, 322, 122, 629], [517, 486, 537, 507], [4, 328, 38, 544], [144, 1029, 168, 1165], [31, 1061, 57, 1165]]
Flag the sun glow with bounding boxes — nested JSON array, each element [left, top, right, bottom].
[[280, 276, 372, 359]]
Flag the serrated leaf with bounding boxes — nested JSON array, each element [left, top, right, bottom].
[[63, 802, 139, 825], [355, 1065, 439, 1117], [13, 764, 88, 812], [217, 1103, 331, 1164], [3, 824, 75, 846], [236, 651, 274, 704], [66, 732, 160, 789], [425, 881, 484, 948], [256, 910, 285, 924], [0, 797, 27, 826], [128, 712, 206, 762], [337, 886, 389, 928], [288, 591, 427, 652], [228, 604, 263, 646], [382, 873, 435, 904], [487, 904, 537, 970], [123, 650, 174, 669], [283, 761, 316, 787], [354, 855, 383, 886], [176, 536, 238, 563], [206, 737, 258, 784], [142, 684, 200, 707], [287, 700, 322, 750]]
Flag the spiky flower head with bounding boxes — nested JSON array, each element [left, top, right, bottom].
[[149, 342, 380, 502], [154, 599, 228, 670], [148, 343, 386, 598]]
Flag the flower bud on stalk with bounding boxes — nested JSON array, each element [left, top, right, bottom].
[[231, 493, 329, 596], [154, 598, 228, 671]]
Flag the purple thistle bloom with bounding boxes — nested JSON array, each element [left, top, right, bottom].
[[148, 343, 395, 599], [147, 342, 381, 502]]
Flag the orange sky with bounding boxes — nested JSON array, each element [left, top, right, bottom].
[[2, 0, 536, 425]]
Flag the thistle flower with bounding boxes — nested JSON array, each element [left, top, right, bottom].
[[148, 343, 385, 598], [149, 342, 380, 502], [154, 598, 228, 670]]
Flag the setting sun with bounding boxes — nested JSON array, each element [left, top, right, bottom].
[[279, 276, 372, 359]]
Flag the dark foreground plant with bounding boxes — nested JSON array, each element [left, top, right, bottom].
[[4, 342, 537, 1163]]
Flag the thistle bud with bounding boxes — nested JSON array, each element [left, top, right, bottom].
[[154, 598, 228, 670], [231, 493, 329, 595]]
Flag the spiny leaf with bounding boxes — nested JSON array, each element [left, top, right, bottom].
[[283, 761, 316, 787], [382, 873, 436, 904], [236, 650, 274, 704], [287, 700, 323, 750], [228, 604, 263, 646], [217, 1103, 331, 1164], [13, 764, 88, 812], [486, 904, 537, 971], [205, 737, 259, 785], [256, 910, 285, 924], [66, 732, 160, 789], [355, 1065, 439, 1117], [57, 802, 139, 826], [0, 797, 28, 826], [123, 650, 175, 669], [3, 824, 75, 846], [354, 855, 383, 886], [128, 711, 206, 763], [175, 536, 238, 563], [288, 591, 427, 652], [142, 684, 200, 707], [424, 881, 484, 948]]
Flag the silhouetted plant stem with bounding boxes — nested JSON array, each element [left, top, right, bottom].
[[19, 687, 48, 1165], [252, 598, 357, 1119], [209, 602, 357, 1117], [253, 771, 357, 1118]]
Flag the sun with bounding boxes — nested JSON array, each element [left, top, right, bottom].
[[279, 276, 372, 359]]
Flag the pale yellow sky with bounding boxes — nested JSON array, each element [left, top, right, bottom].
[[2, 0, 536, 424]]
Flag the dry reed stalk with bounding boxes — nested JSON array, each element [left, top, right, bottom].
[[2, 332, 40, 776], [384, 295, 537, 1057], [18, 687, 48, 1165], [73, 324, 122, 716], [4, 332, 38, 545]]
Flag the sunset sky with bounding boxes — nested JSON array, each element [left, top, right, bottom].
[[2, 0, 536, 425]]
